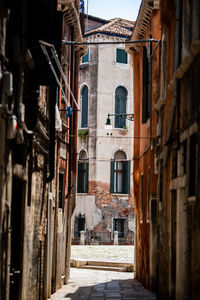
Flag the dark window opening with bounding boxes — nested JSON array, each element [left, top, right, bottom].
[[115, 86, 127, 128], [113, 218, 126, 238], [147, 168, 150, 220], [151, 197, 157, 224], [159, 160, 164, 202], [74, 214, 85, 238], [81, 85, 88, 128], [140, 174, 144, 221], [77, 160, 89, 193], [59, 173, 64, 209], [182, 140, 187, 174], [172, 149, 178, 179], [142, 45, 149, 123], [82, 50, 89, 63], [116, 49, 127, 64], [189, 133, 196, 197], [110, 151, 130, 194]]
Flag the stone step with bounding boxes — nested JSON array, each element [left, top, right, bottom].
[[87, 260, 132, 268], [80, 264, 127, 272], [70, 259, 134, 272]]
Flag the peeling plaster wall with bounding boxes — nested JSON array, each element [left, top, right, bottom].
[[75, 33, 135, 243]]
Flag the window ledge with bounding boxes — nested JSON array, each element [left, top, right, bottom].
[[110, 193, 129, 196], [80, 63, 89, 69], [77, 193, 88, 195], [115, 62, 128, 65]]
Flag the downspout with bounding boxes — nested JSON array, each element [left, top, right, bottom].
[[165, 0, 182, 147], [65, 27, 74, 284]]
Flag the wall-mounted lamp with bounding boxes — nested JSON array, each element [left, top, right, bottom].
[[106, 113, 134, 125], [105, 113, 134, 129]]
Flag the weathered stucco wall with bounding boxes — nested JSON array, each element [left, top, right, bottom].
[[75, 33, 134, 243]]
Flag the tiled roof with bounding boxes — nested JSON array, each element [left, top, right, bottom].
[[84, 17, 135, 39], [85, 14, 109, 24]]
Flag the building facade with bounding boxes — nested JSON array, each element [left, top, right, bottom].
[[72, 16, 135, 245], [126, 0, 160, 289], [0, 1, 86, 300], [127, 0, 200, 299]]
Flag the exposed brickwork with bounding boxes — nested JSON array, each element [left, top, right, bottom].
[[88, 180, 134, 243]]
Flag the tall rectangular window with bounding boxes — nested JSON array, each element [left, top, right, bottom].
[[74, 215, 85, 238], [115, 86, 127, 128], [77, 161, 89, 193], [81, 85, 88, 128], [113, 218, 127, 238], [59, 173, 64, 209], [159, 160, 163, 202], [116, 49, 127, 64], [142, 46, 149, 123], [147, 168, 150, 220], [110, 160, 130, 194], [140, 174, 144, 221]]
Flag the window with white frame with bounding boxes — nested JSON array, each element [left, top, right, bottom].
[[110, 151, 130, 194]]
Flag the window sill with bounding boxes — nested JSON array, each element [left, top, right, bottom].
[[77, 193, 88, 195], [81, 61, 89, 64], [110, 193, 129, 196]]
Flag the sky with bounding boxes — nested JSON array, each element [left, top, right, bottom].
[[85, 0, 142, 21]]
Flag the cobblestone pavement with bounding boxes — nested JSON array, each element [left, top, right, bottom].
[[71, 245, 134, 263], [50, 268, 157, 300]]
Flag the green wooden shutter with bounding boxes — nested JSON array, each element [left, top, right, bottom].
[[124, 160, 131, 194], [142, 46, 149, 124], [110, 160, 115, 193], [77, 162, 82, 193], [85, 161, 89, 193], [115, 87, 127, 128], [81, 86, 88, 128]]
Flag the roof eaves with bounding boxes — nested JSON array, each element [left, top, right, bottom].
[[125, 0, 160, 54], [84, 14, 109, 24], [84, 31, 130, 39], [61, 0, 88, 56]]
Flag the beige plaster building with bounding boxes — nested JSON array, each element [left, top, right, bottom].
[[72, 16, 135, 245]]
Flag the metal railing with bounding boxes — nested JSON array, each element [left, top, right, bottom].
[[72, 231, 134, 245]]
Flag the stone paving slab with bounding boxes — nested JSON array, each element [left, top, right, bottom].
[[71, 245, 134, 264], [50, 268, 157, 300]]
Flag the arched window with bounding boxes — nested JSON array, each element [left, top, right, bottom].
[[81, 85, 88, 128], [115, 86, 127, 128], [110, 151, 130, 194], [77, 150, 89, 193]]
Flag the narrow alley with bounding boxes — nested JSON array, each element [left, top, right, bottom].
[[0, 0, 200, 300], [51, 245, 156, 300], [51, 268, 157, 300]]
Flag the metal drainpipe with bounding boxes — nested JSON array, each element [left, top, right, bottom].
[[165, 0, 182, 146], [65, 27, 74, 284], [148, 34, 152, 144]]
